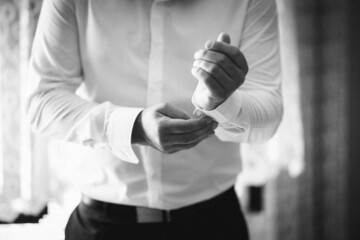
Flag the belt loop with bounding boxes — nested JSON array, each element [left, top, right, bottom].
[[102, 202, 108, 213], [164, 210, 171, 222], [137, 207, 163, 223]]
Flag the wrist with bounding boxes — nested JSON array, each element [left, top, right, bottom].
[[131, 110, 146, 145], [192, 93, 224, 111]]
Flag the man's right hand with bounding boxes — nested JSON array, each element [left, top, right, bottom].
[[132, 103, 218, 154]]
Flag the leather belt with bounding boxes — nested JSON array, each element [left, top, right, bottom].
[[81, 196, 172, 223], [81, 186, 235, 223]]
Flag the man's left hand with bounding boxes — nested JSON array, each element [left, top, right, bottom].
[[192, 33, 248, 111]]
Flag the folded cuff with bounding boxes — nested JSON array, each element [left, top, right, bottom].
[[106, 105, 143, 164], [192, 90, 243, 124]]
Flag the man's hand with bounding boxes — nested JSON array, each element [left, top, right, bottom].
[[132, 103, 218, 154], [192, 33, 248, 111]]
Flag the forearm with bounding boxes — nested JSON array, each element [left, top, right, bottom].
[[26, 85, 143, 163], [227, 89, 283, 143], [27, 87, 107, 144]]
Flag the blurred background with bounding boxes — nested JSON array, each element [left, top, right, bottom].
[[0, 0, 359, 239]]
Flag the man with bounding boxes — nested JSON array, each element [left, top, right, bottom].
[[27, 0, 283, 239]]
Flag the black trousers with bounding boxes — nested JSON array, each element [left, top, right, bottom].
[[65, 187, 249, 240]]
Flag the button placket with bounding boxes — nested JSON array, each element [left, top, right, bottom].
[[145, 2, 166, 209]]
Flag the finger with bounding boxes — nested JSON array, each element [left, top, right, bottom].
[[162, 116, 215, 134], [193, 59, 235, 91], [191, 67, 227, 99], [158, 120, 216, 149], [217, 32, 231, 44], [165, 128, 216, 153], [194, 49, 244, 82], [204, 41, 248, 74], [170, 121, 218, 145], [157, 103, 191, 120], [165, 136, 210, 154]]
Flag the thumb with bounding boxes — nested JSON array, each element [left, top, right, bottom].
[[158, 103, 191, 120], [217, 32, 231, 44]]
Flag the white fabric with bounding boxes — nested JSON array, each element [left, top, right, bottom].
[[238, 0, 304, 189], [26, 0, 283, 210]]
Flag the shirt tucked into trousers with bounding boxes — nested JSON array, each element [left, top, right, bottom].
[[65, 187, 249, 240]]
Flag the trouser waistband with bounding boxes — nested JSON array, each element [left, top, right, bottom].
[[81, 186, 237, 223]]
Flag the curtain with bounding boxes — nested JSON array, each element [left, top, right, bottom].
[[0, 0, 46, 221]]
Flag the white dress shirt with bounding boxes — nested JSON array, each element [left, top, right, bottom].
[[27, 0, 283, 210]]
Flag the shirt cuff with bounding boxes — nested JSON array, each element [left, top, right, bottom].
[[106, 105, 143, 164], [192, 90, 243, 124]]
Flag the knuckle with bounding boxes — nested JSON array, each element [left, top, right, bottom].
[[161, 102, 170, 109], [195, 60, 204, 70], [183, 135, 192, 144], [187, 131, 202, 143], [239, 71, 246, 85], [155, 102, 168, 111], [159, 142, 173, 153], [207, 91, 218, 100], [161, 148, 169, 154], [218, 55, 227, 65], [206, 40, 215, 49], [232, 78, 242, 89], [162, 146, 171, 153], [158, 146, 165, 152], [202, 49, 209, 57], [196, 49, 207, 60], [190, 141, 200, 149], [217, 89, 228, 99], [237, 53, 249, 74], [157, 123, 166, 134], [167, 149, 179, 154], [154, 135, 162, 146], [193, 67, 202, 76], [244, 62, 249, 74], [194, 49, 203, 59], [208, 64, 219, 76], [157, 133, 167, 145], [211, 88, 226, 100], [193, 132, 202, 141], [195, 119, 207, 128], [201, 72, 211, 84], [232, 48, 241, 58]]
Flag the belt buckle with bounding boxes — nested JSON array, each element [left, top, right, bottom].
[[136, 207, 171, 223]]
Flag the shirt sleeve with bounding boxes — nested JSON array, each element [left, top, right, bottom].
[[193, 0, 283, 144], [26, 0, 142, 163]]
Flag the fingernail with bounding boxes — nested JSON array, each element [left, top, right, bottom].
[[205, 40, 214, 49], [217, 33, 231, 44], [193, 109, 204, 118], [194, 50, 201, 59], [191, 67, 198, 75]]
